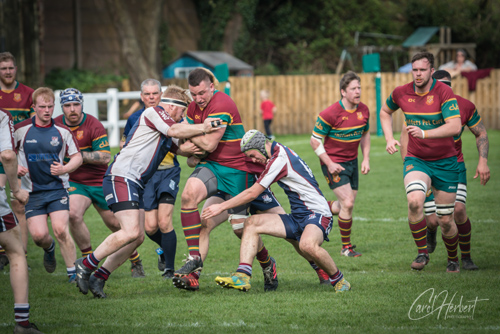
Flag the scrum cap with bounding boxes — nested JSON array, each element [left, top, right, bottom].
[[241, 129, 268, 158], [60, 88, 83, 105]]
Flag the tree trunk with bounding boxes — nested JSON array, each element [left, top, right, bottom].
[[102, 0, 164, 90]]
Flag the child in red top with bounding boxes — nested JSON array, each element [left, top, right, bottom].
[[260, 90, 277, 139]]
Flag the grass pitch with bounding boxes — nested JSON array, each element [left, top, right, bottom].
[[1, 131, 499, 333]]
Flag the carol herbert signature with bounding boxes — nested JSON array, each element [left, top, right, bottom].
[[408, 288, 489, 320]]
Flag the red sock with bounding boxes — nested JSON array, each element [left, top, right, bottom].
[[181, 208, 201, 257], [409, 217, 428, 254], [457, 217, 472, 258], [338, 216, 352, 247], [256, 245, 271, 268]]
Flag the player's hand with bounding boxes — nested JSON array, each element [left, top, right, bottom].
[[12, 188, 29, 205], [50, 161, 66, 175], [407, 126, 424, 139], [181, 140, 204, 155], [201, 204, 224, 220], [361, 160, 370, 175], [385, 139, 400, 155], [474, 162, 490, 185], [202, 118, 223, 133], [17, 165, 28, 177], [187, 156, 201, 168], [327, 162, 345, 175]]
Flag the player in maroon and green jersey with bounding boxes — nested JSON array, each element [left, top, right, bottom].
[[401, 70, 490, 272], [0, 52, 34, 267], [173, 68, 278, 292], [380, 52, 463, 273], [311, 71, 370, 258]]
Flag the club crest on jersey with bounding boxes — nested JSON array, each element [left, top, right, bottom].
[[76, 131, 84, 140], [14, 93, 22, 102], [50, 136, 60, 146], [426, 95, 434, 106], [357, 112, 363, 120], [406, 164, 414, 172], [261, 194, 272, 204]]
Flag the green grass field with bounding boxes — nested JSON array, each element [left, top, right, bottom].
[[1, 131, 499, 334]]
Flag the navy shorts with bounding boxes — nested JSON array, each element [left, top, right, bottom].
[[281, 212, 333, 242], [143, 167, 181, 211], [103, 175, 144, 212], [249, 188, 281, 214], [25, 188, 69, 219]]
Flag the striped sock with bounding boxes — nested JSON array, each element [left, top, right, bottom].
[[67, 266, 76, 278], [14, 303, 30, 327], [236, 263, 252, 277], [181, 208, 201, 257], [443, 232, 459, 262], [457, 217, 472, 258], [83, 253, 100, 270], [256, 245, 271, 268], [94, 267, 111, 281], [129, 251, 140, 263], [409, 217, 428, 254], [43, 240, 56, 253], [338, 216, 352, 247], [80, 246, 93, 257], [329, 270, 344, 286]]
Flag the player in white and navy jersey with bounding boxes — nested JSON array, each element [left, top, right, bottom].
[[14, 87, 82, 282], [74, 86, 221, 298], [0, 108, 42, 333], [202, 130, 351, 293]]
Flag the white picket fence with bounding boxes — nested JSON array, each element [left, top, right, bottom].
[[53, 87, 168, 147]]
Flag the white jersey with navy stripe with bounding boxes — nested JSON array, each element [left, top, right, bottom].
[[257, 142, 331, 218], [14, 117, 79, 193], [0, 110, 15, 217], [106, 106, 179, 188]]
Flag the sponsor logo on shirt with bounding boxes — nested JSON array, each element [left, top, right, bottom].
[[342, 116, 349, 120], [26, 139, 38, 144], [50, 136, 60, 147]]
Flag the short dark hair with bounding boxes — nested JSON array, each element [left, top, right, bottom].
[[411, 52, 434, 68], [188, 68, 215, 87], [432, 70, 452, 86], [339, 71, 360, 93]]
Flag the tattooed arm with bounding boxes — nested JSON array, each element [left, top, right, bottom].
[[82, 151, 111, 165], [469, 120, 490, 185]]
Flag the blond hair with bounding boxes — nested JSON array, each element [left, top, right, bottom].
[[32, 87, 55, 105]]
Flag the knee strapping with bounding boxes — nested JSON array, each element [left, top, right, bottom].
[[436, 204, 455, 216], [405, 180, 427, 196], [229, 214, 248, 230], [455, 184, 467, 205], [424, 200, 436, 216]]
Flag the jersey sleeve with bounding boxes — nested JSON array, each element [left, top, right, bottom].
[[63, 128, 80, 156], [466, 108, 481, 129], [144, 107, 176, 136], [0, 111, 15, 152], [91, 121, 110, 153], [440, 86, 460, 121], [385, 91, 400, 111], [312, 113, 332, 139], [257, 150, 288, 189]]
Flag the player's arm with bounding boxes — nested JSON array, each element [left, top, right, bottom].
[[469, 120, 490, 185], [1, 149, 28, 204], [82, 150, 110, 165], [360, 130, 370, 175], [51, 152, 83, 176], [188, 123, 224, 152], [166, 118, 222, 139], [201, 182, 266, 220], [400, 122, 408, 160], [310, 135, 344, 175], [380, 103, 400, 154]]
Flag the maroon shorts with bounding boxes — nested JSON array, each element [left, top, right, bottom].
[[0, 212, 18, 233]]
